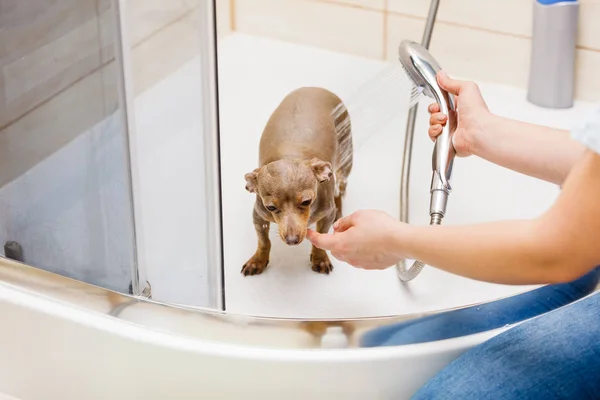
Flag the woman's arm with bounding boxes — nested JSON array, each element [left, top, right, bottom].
[[474, 115, 585, 185], [397, 150, 600, 284], [308, 150, 600, 284]]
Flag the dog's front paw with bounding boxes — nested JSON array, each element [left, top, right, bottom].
[[241, 252, 269, 276], [310, 250, 334, 275]]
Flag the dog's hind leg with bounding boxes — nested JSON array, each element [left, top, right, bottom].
[[333, 181, 346, 222]]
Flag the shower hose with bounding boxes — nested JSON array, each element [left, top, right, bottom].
[[395, 0, 443, 283]]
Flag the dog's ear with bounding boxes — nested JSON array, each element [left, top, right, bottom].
[[307, 158, 333, 183], [244, 168, 261, 193]]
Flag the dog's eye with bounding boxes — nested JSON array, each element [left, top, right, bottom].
[[301, 199, 311, 207], [266, 205, 278, 212]]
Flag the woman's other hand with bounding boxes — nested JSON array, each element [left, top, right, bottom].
[[307, 210, 409, 270], [428, 70, 493, 157]]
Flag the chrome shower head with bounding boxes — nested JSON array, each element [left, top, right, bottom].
[[398, 40, 457, 219]]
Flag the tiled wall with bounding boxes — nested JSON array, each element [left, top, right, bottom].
[[231, 0, 600, 103], [4, 0, 597, 188], [0, 0, 232, 189]]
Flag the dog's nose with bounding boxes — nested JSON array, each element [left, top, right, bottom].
[[285, 235, 301, 245]]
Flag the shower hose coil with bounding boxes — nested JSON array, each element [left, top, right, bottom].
[[396, 212, 443, 282]]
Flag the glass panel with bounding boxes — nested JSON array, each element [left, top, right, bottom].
[[124, 0, 223, 308], [0, 0, 136, 293]]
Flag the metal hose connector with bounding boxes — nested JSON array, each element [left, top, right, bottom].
[[396, 212, 443, 282]]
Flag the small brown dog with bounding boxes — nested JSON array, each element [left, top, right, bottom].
[[242, 87, 353, 276]]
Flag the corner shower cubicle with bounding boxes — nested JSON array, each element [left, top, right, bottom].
[[0, 0, 598, 398]]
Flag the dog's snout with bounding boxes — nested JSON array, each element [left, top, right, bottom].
[[285, 234, 301, 245]]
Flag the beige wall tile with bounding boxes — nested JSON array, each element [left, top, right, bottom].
[[389, 0, 600, 52], [0, 0, 198, 131], [235, 0, 385, 59], [387, 14, 531, 89], [0, 0, 110, 65], [0, 0, 113, 129], [128, 0, 193, 44], [216, 0, 232, 37], [2, 9, 114, 110], [131, 9, 201, 96], [0, 63, 120, 188], [579, 0, 600, 50], [324, 0, 385, 10], [0, 1, 205, 187], [429, 23, 531, 89], [0, 1, 119, 187], [387, 12, 600, 102], [436, 0, 532, 37], [575, 48, 600, 102], [384, 14, 425, 59], [388, 0, 532, 37], [386, 0, 429, 18]]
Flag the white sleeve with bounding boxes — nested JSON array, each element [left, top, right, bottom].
[[571, 106, 600, 155]]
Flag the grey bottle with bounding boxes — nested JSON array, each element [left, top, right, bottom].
[[527, 0, 579, 109]]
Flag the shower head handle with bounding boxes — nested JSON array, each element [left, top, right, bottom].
[[398, 40, 457, 192]]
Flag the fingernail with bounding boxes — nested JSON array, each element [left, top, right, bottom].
[[436, 114, 446, 121], [333, 221, 339, 230]]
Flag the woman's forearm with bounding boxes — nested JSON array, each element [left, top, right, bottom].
[[398, 151, 600, 285], [474, 114, 585, 185], [399, 219, 560, 285]]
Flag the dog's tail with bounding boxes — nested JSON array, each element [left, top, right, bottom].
[[332, 101, 353, 198]]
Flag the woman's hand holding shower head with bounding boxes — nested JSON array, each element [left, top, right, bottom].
[[428, 71, 494, 158]]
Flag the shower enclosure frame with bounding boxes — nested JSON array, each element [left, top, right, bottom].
[[112, 0, 151, 298], [197, 0, 226, 311], [111, 0, 225, 308]]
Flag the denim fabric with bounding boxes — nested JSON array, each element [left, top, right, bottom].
[[361, 267, 600, 347], [409, 267, 600, 399]]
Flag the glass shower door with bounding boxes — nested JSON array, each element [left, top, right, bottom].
[[0, 0, 138, 294], [103, 0, 224, 308], [0, 0, 224, 308]]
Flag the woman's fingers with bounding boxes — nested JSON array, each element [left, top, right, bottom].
[[429, 112, 447, 126], [332, 214, 355, 232], [306, 229, 337, 250], [427, 103, 440, 114], [428, 112, 446, 142], [428, 124, 443, 141]]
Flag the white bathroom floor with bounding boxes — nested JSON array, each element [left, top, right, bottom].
[[134, 32, 596, 318]]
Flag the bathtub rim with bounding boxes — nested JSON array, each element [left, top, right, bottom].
[[2, 256, 595, 351]]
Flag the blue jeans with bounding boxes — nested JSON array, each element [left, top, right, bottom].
[[361, 267, 600, 347], [409, 267, 600, 399]]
